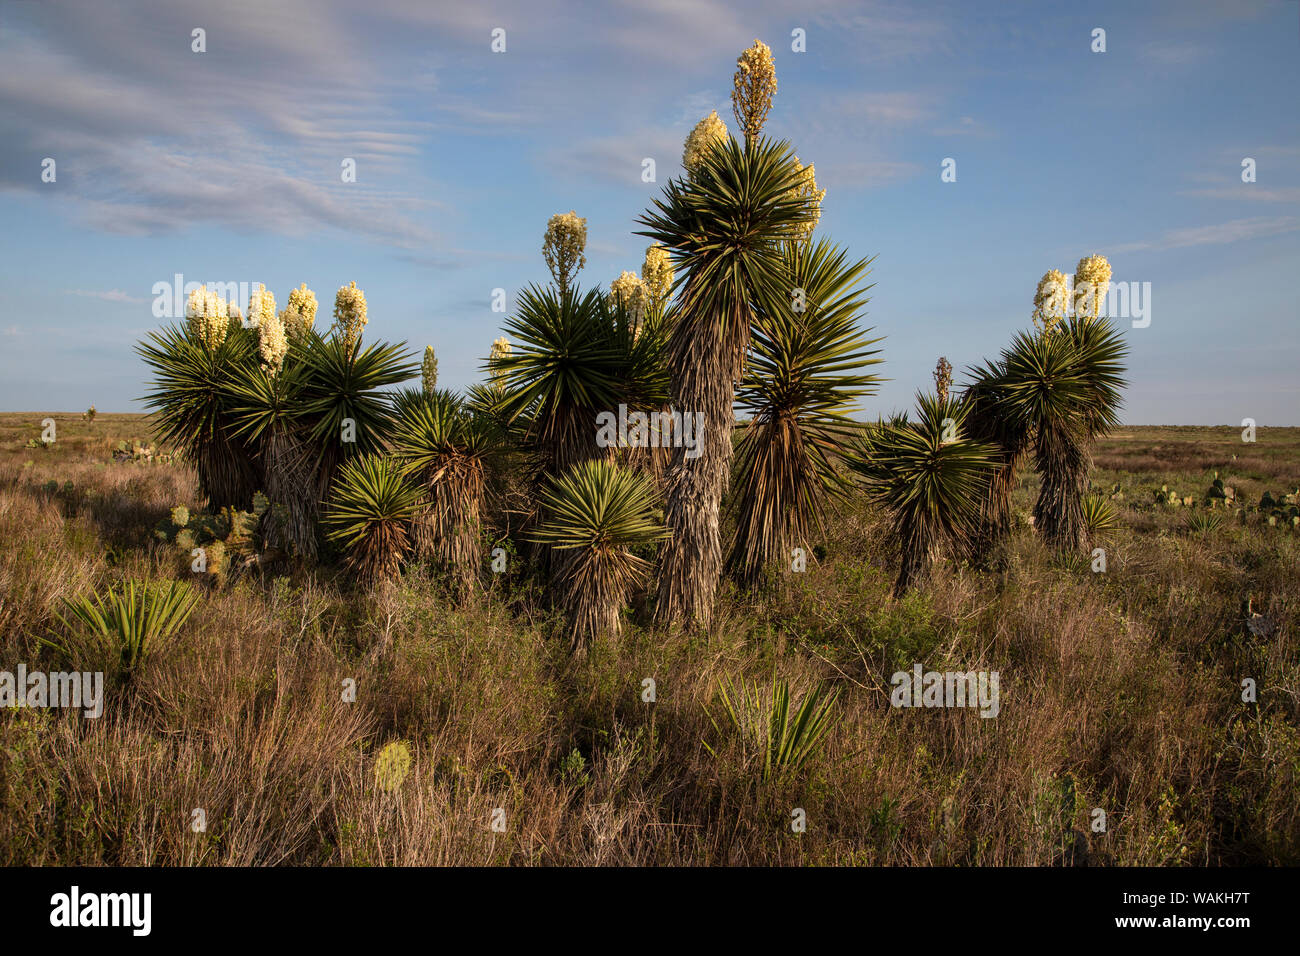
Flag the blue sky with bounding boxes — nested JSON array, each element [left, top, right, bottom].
[[1, 0, 1297, 423]]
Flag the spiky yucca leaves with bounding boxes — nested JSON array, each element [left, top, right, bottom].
[[298, 329, 418, 501], [996, 317, 1127, 551], [322, 453, 421, 589], [527, 460, 670, 654], [729, 239, 882, 589], [636, 136, 816, 627], [961, 359, 1033, 560], [490, 285, 667, 481], [49, 579, 199, 676], [851, 394, 995, 596], [705, 676, 839, 782], [137, 323, 260, 510], [391, 388, 496, 599], [223, 354, 319, 559], [1082, 493, 1119, 543]]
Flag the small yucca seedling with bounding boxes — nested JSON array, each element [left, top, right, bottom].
[[705, 675, 840, 782], [1082, 493, 1118, 543], [49, 579, 199, 674], [1186, 511, 1223, 535], [322, 453, 421, 588]]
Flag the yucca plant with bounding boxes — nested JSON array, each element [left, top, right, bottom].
[[961, 359, 1033, 559], [850, 393, 995, 595], [391, 388, 497, 598], [705, 675, 840, 782], [527, 459, 670, 654], [1082, 492, 1119, 543], [298, 328, 418, 501], [1186, 510, 1224, 535], [48, 579, 199, 675], [636, 135, 817, 627], [137, 323, 261, 510], [322, 453, 422, 588], [997, 318, 1127, 551], [491, 285, 666, 480], [223, 351, 319, 559], [730, 238, 882, 589]]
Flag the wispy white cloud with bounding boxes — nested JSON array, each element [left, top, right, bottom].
[[67, 289, 145, 303], [933, 115, 991, 138], [1111, 216, 1300, 253], [1184, 186, 1300, 203]]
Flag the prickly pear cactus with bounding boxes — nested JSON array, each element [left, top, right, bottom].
[[154, 493, 269, 587]]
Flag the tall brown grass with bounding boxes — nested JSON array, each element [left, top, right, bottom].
[[1, 414, 1296, 865]]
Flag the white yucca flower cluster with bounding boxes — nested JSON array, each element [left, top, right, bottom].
[[186, 285, 232, 350], [1033, 256, 1113, 333], [334, 281, 368, 351], [280, 283, 318, 342]]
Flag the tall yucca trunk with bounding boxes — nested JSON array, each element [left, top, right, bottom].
[[972, 441, 1029, 558], [1033, 421, 1088, 551], [197, 431, 259, 512], [654, 299, 746, 627], [895, 520, 940, 597], [262, 425, 319, 560], [413, 457, 485, 600]]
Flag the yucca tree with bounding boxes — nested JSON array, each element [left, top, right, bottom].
[[390, 388, 497, 598], [994, 317, 1127, 551], [490, 285, 666, 481], [137, 323, 261, 510], [961, 358, 1033, 558], [223, 350, 320, 559], [322, 453, 422, 588], [298, 328, 418, 502], [850, 393, 995, 595], [729, 238, 883, 589], [636, 136, 816, 626], [527, 460, 670, 654]]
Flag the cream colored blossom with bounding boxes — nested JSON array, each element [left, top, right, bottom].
[[610, 270, 648, 328], [542, 210, 588, 296], [682, 110, 729, 175], [246, 283, 277, 331], [1032, 269, 1070, 334], [258, 309, 288, 374], [187, 284, 231, 350], [333, 281, 368, 350], [283, 283, 318, 339], [1072, 254, 1111, 321], [732, 39, 777, 141], [786, 157, 826, 241], [489, 336, 511, 386], [279, 284, 317, 341], [641, 244, 673, 302], [422, 345, 438, 394]]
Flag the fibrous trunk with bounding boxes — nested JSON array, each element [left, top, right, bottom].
[[261, 424, 319, 560], [413, 457, 484, 601], [654, 299, 746, 628], [1033, 421, 1088, 552]]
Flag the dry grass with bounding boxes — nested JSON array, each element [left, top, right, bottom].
[[1, 413, 1297, 865]]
